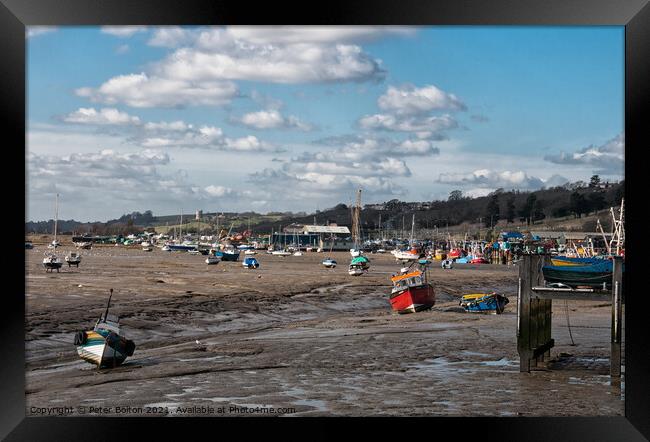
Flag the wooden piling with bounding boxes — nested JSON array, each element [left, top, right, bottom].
[[611, 256, 623, 377]]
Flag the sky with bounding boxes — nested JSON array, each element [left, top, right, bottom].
[[26, 26, 625, 222]]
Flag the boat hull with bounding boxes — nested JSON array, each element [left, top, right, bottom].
[[389, 284, 435, 314], [542, 261, 620, 288], [75, 330, 134, 368], [460, 293, 509, 314], [217, 251, 240, 261]]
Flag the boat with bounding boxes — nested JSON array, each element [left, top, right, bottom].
[[244, 249, 257, 255], [43, 252, 63, 272], [389, 259, 436, 314], [293, 251, 303, 256], [322, 258, 337, 268], [434, 249, 447, 260], [75, 241, 93, 250], [73, 289, 135, 368], [25, 241, 33, 249], [271, 250, 292, 256], [161, 244, 171, 252], [447, 248, 465, 260], [43, 194, 63, 271], [550, 256, 608, 266], [470, 256, 489, 264], [350, 255, 370, 270], [460, 293, 509, 314], [167, 243, 198, 252], [65, 251, 82, 267], [348, 264, 366, 276], [217, 247, 240, 261], [187, 249, 200, 255], [242, 257, 260, 269], [205, 251, 221, 265], [542, 260, 621, 288]]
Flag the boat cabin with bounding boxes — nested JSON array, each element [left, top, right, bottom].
[[391, 271, 425, 293]]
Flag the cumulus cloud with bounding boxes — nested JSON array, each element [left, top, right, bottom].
[[544, 133, 624, 174], [62, 107, 141, 125], [235, 109, 312, 131], [438, 169, 569, 191], [377, 84, 466, 115], [101, 26, 148, 37], [28, 149, 244, 209], [358, 113, 459, 133], [76, 73, 239, 108], [77, 26, 410, 108]]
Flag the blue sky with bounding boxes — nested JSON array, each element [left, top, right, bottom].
[[27, 26, 624, 222]]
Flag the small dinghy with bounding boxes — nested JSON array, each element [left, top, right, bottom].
[[244, 249, 257, 255], [205, 250, 221, 265], [322, 258, 337, 268], [65, 251, 82, 267], [348, 264, 366, 276], [242, 257, 260, 269], [74, 289, 135, 368], [460, 293, 509, 314]]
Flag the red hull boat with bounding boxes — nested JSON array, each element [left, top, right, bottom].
[[389, 268, 436, 314]]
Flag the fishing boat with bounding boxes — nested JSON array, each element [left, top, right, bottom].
[[217, 247, 240, 261], [460, 293, 509, 314], [65, 251, 82, 267], [389, 259, 436, 314], [74, 289, 135, 369], [242, 257, 260, 269], [542, 260, 621, 288]]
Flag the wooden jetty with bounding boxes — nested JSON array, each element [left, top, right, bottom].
[[516, 254, 623, 376]]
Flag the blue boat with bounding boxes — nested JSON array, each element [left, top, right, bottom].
[[242, 257, 260, 269], [542, 260, 622, 288], [216, 250, 240, 261], [460, 293, 509, 314]]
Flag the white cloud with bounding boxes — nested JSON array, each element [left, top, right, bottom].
[[78, 26, 404, 108], [544, 133, 624, 174], [101, 26, 148, 37], [377, 84, 466, 115], [26, 27, 57, 38], [76, 72, 238, 108], [358, 113, 459, 133], [437, 168, 549, 190], [63, 107, 141, 125], [115, 44, 130, 55], [237, 110, 312, 131]]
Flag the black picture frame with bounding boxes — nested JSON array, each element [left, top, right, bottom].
[[3, 0, 648, 440]]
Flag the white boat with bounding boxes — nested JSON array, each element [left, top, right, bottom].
[[322, 258, 337, 268], [348, 265, 365, 276], [43, 252, 63, 272], [244, 249, 257, 255], [293, 251, 303, 256], [65, 251, 82, 267], [161, 244, 171, 252], [187, 249, 200, 255], [43, 194, 63, 271], [350, 249, 361, 257], [75, 241, 92, 249], [272, 250, 292, 256]]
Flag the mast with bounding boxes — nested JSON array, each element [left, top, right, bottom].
[[103, 288, 113, 322], [351, 188, 362, 248], [410, 214, 415, 247], [53, 193, 59, 246], [180, 209, 183, 240]]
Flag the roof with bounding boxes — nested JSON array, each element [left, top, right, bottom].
[[303, 225, 351, 234], [391, 270, 422, 282]]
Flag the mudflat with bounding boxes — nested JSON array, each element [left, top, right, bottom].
[[25, 237, 624, 416]]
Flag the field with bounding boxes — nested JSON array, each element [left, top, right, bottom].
[[25, 235, 624, 416]]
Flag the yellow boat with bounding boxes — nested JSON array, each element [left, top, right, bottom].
[[434, 250, 446, 260]]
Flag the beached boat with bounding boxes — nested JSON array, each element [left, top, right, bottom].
[[217, 248, 240, 261], [550, 256, 608, 266], [470, 256, 489, 264], [74, 289, 135, 368], [74, 241, 93, 249], [460, 293, 509, 314], [244, 249, 257, 255], [25, 241, 33, 249], [43, 252, 63, 272], [322, 258, 337, 268], [350, 255, 370, 270], [447, 248, 465, 260], [542, 260, 620, 288], [271, 250, 292, 256], [167, 243, 198, 252], [242, 257, 260, 269], [205, 252, 221, 265], [389, 260, 436, 314], [161, 244, 171, 252], [348, 264, 366, 276], [65, 251, 81, 267]]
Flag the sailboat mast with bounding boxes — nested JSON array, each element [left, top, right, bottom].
[[180, 209, 183, 240], [53, 193, 59, 245], [410, 214, 415, 246]]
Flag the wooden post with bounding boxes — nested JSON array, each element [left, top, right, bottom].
[[517, 256, 532, 372], [611, 256, 623, 377]]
